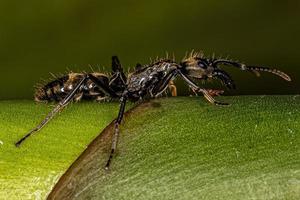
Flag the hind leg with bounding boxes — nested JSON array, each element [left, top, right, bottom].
[[15, 75, 88, 146]]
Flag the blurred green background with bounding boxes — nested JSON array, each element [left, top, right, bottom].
[[0, 0, 299, 99]]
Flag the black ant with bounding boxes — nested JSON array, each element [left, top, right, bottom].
[[15, 51, 291, 169]]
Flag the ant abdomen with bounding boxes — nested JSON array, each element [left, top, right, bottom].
[[34, 74, 71, 102], [34, 73, 114, 103]]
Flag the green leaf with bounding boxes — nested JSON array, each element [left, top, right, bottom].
[[0, 101, 120, 199], [48, 96, 300, 200]]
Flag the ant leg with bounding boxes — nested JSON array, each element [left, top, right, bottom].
[[178, 71, 229, 106], [168, 80, 177, 97], [15, 76, 88, 147], [188, 87, 199, 97], [153, 78, 177, 97], [200, 89, 228, 106], [206, 89, 224, 97], [105, 96, 127, 170], [88, 74, 119, 98], [148, 72, 177, 98]]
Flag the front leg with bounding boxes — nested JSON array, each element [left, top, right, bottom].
[[178, 71, 229, 105], [206, 89, 224, 97], [199, 89, 228, 106]]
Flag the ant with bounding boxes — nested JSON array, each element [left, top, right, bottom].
[[15, 51, 291, 169]]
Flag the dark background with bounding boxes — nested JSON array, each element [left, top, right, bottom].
[[0, 0, 299, 100]]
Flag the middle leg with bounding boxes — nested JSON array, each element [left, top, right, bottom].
[[105, 95, 127, 170]]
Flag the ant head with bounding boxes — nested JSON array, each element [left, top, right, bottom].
[[180, 52, 215, 79], [180, 52, 236, 89]]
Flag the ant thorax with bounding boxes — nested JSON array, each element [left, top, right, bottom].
[[126, 60, 178, 100]]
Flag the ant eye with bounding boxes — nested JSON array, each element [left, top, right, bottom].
[[198, 61, 207, 69]]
